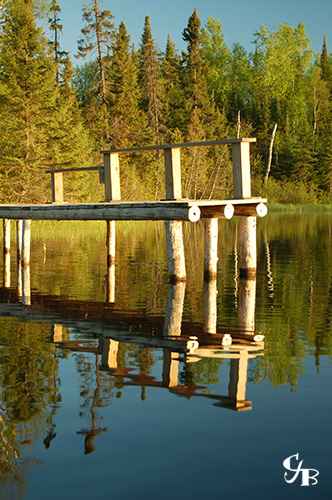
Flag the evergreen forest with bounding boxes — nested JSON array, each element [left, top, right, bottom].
[[1, 0, 332, 204]]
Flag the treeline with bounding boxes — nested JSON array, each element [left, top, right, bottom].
[[0, 0, 332, 203]]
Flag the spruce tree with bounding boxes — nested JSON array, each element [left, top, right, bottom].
[[109, 21, 144, 147], [0, 0, 60, 202], [51, 54, 97, 201], [138, 15, 164, 144], [48, 0, 67, 82], [181, 9, 221, 139], [160, 34, 184, 139], [181, 10, 228, 199], [320, 35, 332, 90]]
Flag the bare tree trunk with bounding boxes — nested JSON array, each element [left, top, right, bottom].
[[264, 123, 278, 184], [94, 0, 107, 104], [237, 110, 241, 139]]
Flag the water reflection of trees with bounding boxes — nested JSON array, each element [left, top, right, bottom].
[[2, 214, 332, 494], [0, 318, 60, 500]]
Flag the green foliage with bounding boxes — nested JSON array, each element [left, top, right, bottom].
[[0, 1, 60, 202], [0, 5, 332, 203]]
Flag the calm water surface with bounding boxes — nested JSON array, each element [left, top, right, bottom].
[[0, 214, 331, 499]]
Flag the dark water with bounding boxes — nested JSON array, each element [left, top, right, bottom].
[[0, 215, 331, 499]]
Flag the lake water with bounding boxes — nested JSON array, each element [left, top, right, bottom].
[[0, 213, 331, 499]]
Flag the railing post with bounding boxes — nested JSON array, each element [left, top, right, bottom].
[[232, 141, 251, 199], [103, 152, 121, 202], [51, 172, 64, 203], [164, 147, 182, 200]]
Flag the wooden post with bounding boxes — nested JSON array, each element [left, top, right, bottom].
[[204, 218, 218, 280], [17, 255, 22, 298], [103, 152, 121, 202], [3, 219, 11, 288], [22, 263, 31, 305], [3, 218, 10, 254], [164, 220, 186, 282], [16, 220, 22, 262], [203, 278, 217, 334], [106, 220, 115, 302], [51, 172, 64, 203], [163, 281, 186, 336], [239, 216, 256, 278], [21, 220, 31, 305], [22, 220, 31, 267], [238, 277, 256, 333], [164, 147, 182, 200], [232, 141, 251, 199]]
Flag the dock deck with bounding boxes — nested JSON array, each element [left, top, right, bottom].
[[0, 197, 267, 222]]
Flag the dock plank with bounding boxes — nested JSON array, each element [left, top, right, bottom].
[[0, 198, 267, 222]]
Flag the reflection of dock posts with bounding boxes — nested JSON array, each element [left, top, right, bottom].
[[51, 323, 63, 342], [162, 350, 180, 387], [101, 339, 119, 369], [103, 151, 121, 302], [21, 220, 31, 305], [228, 354, 249, 408], [3, 219, 11, 288], [203, 279, 218, 333], [106, 220, 115, 303], [163, 282, 186, 336], [204, 219, 218, 280], [164, 147, 186, 282], [238, 217, 257, 278], [238, 277, 256, 333], [203, 218, 218, 333]]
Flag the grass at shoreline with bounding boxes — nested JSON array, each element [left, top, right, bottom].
[[267, 203, 332, 213]]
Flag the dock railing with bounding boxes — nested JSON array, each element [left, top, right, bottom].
[[46, 138, 256, 203]]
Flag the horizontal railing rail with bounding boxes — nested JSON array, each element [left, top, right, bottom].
[[46, 138, 256, 203]]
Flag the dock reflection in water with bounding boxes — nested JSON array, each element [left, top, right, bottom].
[[0, 261, 263, 457]]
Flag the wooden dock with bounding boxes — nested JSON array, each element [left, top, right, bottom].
[[0, 137, 267, 282], [0, 197, 266, 221]]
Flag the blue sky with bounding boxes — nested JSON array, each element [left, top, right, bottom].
[[50, 0, 332, 61]]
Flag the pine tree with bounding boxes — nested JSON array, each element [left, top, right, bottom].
[[76, 0, 114, 143], [0, 0, 60, 202], [76, 0, 114, 105]]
